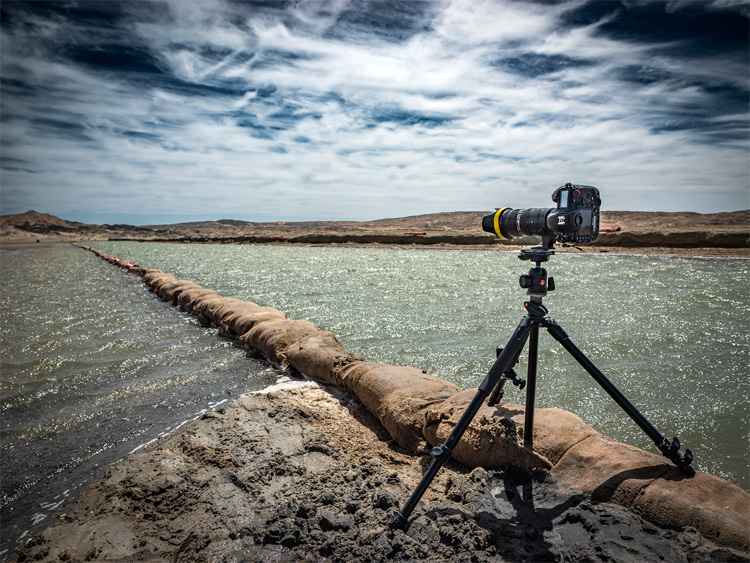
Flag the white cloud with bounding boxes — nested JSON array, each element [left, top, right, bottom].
[[434, 0, 560, 45], [1, 0, 747, 223]]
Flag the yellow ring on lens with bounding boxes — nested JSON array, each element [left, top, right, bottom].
[[494, 208, 511, 239]]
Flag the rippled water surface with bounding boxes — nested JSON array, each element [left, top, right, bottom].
[[0, 243, 280, 555], [1, 241, 748, 553]]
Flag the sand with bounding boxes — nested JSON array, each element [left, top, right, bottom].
[[12, 380, 748, 562]]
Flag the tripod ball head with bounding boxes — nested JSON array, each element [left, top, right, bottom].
[[519, 266, 554, 299], [519, 271, 555, 291]]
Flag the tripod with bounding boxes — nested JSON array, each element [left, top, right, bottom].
[[388, 237, 694, 529]]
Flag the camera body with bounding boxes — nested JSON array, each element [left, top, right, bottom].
[[482, 183, 601, 245]]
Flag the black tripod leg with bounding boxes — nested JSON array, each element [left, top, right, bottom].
[[388, 317, 535, 529], [524, 323, 539, 448], [542, 318, 694, 474], [387, 391, 486, 530]]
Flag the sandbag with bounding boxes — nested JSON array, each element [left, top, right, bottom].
[[553, 435, 750, 551], [163, 284, 200, 304], [142, 270, 165, 284], [553, 435, 673, 504], [634, 471, 750, 552], [135, 268, 158, 278], [203, 300, 257, 325], [423, 389, 599, 471], [212, 303, 261, 326], [240, 319, 319, 365], [143, 271, 175, 288], [177, 287, 219, 310], [337, 361, 461, 453], [155, 280, 194, 300], [220, 307, 286, 337], [191, 297, 245, 324], [283, 331, 364, 386]]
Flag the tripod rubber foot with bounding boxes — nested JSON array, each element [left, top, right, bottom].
[[387, 511, 407, 529], [674, 449, 695, 476], [660, 438, 695, 475]]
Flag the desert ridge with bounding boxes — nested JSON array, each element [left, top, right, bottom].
[[1, 210, 748, 257]]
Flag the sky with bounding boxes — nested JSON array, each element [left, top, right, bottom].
[[1, 0, 748, 225]]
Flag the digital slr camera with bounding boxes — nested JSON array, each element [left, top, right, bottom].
[[482, 183, 601, 245]]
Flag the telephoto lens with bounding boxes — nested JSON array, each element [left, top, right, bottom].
[[482, 207, 555, 239]]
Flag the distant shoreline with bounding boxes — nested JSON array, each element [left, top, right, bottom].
[[2, 209, 748, 258], [3, 236, 748, 259]]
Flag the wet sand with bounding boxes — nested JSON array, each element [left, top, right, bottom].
[[13, 380, 748, 562]]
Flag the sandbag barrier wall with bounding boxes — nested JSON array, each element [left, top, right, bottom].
[[74, 244, 750, 552]]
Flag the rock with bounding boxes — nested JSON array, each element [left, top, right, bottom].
[[296, 501, 317, 519]]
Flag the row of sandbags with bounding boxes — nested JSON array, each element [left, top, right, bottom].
[[74, 243, 749, 552]]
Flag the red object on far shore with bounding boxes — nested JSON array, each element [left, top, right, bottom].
[[599, 227, 621, 232], [404, 231, 426, 235]]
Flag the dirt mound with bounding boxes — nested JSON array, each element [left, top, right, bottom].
[[601, 210, 750, 230], [13, 382, 746, 563]]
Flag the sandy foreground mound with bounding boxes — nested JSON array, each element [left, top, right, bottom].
[[15, 381, 747, 563]]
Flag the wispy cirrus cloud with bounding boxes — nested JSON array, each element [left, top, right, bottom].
[[1, 0, 747, 224]]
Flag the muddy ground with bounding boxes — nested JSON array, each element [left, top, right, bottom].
[[13, 380, 748, 563]]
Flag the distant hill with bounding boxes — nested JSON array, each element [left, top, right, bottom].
[[1, 210, 83, 229], [1, 209, 748, 253], [0, 210, 121, 242]]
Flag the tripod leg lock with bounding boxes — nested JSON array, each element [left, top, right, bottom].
[[387, 443, 457, 530], [430, 444, 452, 463], [487, 345, 527, 407]]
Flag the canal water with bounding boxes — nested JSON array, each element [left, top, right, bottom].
[[1, 241, 748, 555]]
